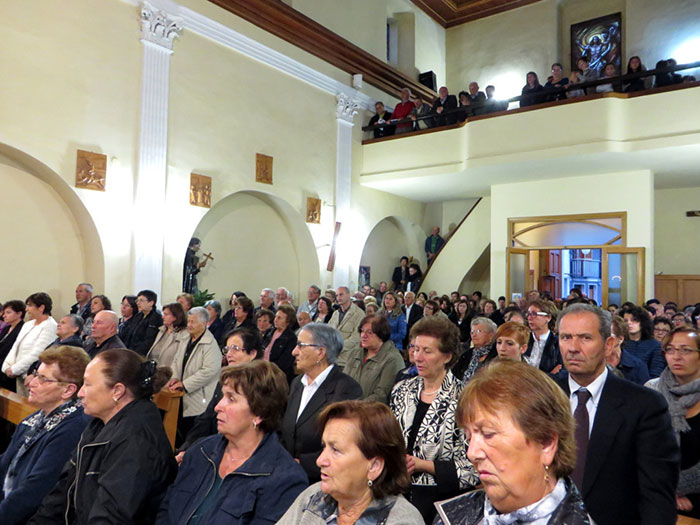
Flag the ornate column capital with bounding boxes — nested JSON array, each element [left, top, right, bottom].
[[336, 93, 361, 123], [141, 1, 183, 50]]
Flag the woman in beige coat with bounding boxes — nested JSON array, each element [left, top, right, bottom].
[[147, 302, 189, 370], [167, 306, 222, 443]]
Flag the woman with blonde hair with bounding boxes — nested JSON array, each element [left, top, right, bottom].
[[380, 291, 407, 350]]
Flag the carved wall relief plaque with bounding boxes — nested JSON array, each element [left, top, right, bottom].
[[306, 197, 321, 224], [190, 173, 212, 208], [255, 153, 273, 184], [75, 150, 107, 191]]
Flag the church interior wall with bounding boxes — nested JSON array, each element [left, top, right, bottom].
[[359, 218, 413, 290], [654, 186, 700, 276]]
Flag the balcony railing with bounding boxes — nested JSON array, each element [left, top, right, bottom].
[[569, 258, 601, 278]]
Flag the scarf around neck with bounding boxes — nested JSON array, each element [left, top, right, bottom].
[[658, 367, 700, 436], [483, 478, 566, 524]]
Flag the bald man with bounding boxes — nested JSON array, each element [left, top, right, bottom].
[[83, 310, 126, 358]]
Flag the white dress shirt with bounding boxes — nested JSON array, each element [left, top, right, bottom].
[[567, 367, 608, 437], [297, 364, 334, 421], [529, 331, 550, 369]]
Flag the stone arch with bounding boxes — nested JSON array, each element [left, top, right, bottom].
[[0, 143, 105, 313], [359, 215, 425, 288], [186, 189, 320, 304]]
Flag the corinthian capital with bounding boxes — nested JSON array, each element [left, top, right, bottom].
[[336, 93, 360, 123], [141, 2, 183, 50]]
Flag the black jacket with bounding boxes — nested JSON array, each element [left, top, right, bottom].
[[179, 382, 223, 451], [368, 111, 394, 138], [391, 265, 408, 291], [125, 309, 163, 355], [281, 366, 362, 482], [404, 304, 424, 348], [118, 315, 139, 346], [29, 398, 177, 525], [84, 333, 126, 359], [269, 328, 297, 383], [432, 95, 458, 126], [525, 331, 564, 378]]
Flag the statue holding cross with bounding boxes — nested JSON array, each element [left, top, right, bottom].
[[183, 237, 213, 293]]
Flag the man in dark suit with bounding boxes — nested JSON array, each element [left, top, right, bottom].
[[431, 86, 458, 126], [281, 323, 362, 482], [556, 303, 679, 525], [367, 101, 394, 138], [403, 291, 423, 348]]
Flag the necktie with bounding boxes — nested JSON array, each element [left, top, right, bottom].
[[571, 388, 591, 489]]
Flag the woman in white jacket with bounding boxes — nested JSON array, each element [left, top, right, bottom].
[[2, 292, 57, 395]]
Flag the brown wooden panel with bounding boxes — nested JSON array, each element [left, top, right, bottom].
[[154, 389, 184, 452], [655, 277, 679, 305], [410, 0, 545, 28], [0, 388, 37, 425], [207, 0, 436, 101], [682, 279, 700, 305]]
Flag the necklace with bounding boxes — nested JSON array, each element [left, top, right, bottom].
[[225, 448, 252, 463], [422, 387, 439, 396]]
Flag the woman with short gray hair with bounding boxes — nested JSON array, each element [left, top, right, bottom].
[[280, 323, 363, 483], [203, 299, 223, 342], [166, 306, 222, 445]]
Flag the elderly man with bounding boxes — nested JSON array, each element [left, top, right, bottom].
[[296, 312, 312, 335], [256, 288, 276, 314], [403, 291, 423, 348], [431, 86, 458, 126], [376, 281, 388, 302], [275, 287, 293, 307], [83, 310, 125, 358], [49, 315, 84, 349], [452, 316, 497, 382], [555, 304, 679, 525], [410, 93, 434, 130], [125, 289, 163, 355], [0, 346, 90, 524], [465, 81, 486, 116], [425, 226, 445, 265], [390, 87, 415, 134], [297, 285, 321, 320], [69, 283, 93, 321], [329, 286, 365, 368]]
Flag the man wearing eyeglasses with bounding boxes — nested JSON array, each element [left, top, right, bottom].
[[0, 346, 90, 524]]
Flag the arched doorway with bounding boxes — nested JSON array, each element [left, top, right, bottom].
[[0, 144, 105, 315], [186, 190, 319, 305]]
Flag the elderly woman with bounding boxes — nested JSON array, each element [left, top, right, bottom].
[[343, 315, 405, 404], [220, 292, 245, 330], [0, 346, 90, 524], [494, 321, 531, 362], [282, 323, 362, 482], [230, 296, 256, 332], [263, 304, 297, 383], [452, 316, 497, 382], [391, 317, 479, 522], [204, 299, 224, 342], [279, 401, 424, 524], [255, 308, 274, 345], [176, 328, 262, 461], [380, 292, 407, 350], [2, 293, 57, 396], [30, 349, 177, 523], [0, 300, 26, 391], [147, 302, 189, 370], [435, 360, 590, 524], [82, 294, 111, 343], [167, 306, 222, 442], [646, 326, 700, 518], [157, 361, 308, 524]]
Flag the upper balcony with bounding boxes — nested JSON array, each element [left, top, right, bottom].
[[360, 83, 700, 201]]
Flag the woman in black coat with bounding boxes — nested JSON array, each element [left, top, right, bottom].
[[263, 305, 297, 383]]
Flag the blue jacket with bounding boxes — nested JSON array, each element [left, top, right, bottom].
[[387, 312, 407, 350], [157, 432, 307, 524], [0, 402, 90, 525], [617, 349, 650, 385], [622, 338, 665, 378]]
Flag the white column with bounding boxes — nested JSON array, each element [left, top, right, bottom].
[[333, 93, 360, 288], [133, 2, 182, 297]]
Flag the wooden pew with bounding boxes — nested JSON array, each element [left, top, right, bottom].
[[0, 387, 183, 451], [679, 516, 700, 524]]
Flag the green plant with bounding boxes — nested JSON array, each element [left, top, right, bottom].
[[193, 289, 215, 307]]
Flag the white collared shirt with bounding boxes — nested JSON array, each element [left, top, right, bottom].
[[405, 303, 413, 322], [297, 364, 334, 421], [568, 367, 608, 437], [529, 331, 550, 369]]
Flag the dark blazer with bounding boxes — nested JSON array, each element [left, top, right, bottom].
[[125, 310, 163, 355], [404, 304, 423, 348], [84, 334, 126, 359], [368, 111, 394, 138], [556, 372, 679, 525], [207, 317, 224, 343], [269, 328, 297, 383], [281, 366, 362, 482], [432, 95, 458, 126], [525, 331, 564, 378], [391, 265, 408, 291]]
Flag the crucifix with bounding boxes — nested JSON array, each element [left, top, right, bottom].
[[202, 252, 215, 263]]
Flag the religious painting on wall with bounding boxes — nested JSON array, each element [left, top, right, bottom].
[[571, 13, 622, 78], [255, 153, 273, 184], [306, 197, 321, 224], [359, 266, 371, 288], [75, 150, 107, 191], [190, 173, 211, 208]]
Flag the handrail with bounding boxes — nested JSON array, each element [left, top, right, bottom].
[[418, 197, 483, 292], [362, 60, 700, 133]]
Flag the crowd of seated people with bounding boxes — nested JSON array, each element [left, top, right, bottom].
[[1, 277, 700, 524], [366, 54, 697, 137]]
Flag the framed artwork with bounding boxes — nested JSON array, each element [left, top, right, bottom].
[[571, 13, 622, 77], [75, 150, 107, 191], [306, 197, 321, 224], [189, 173, 211, 208], [255, 153, 273, 184], [359, 266, 371, 288]]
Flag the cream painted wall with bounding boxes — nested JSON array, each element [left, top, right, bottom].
[[0, 164, 87, 316], [0, 0, 140, 300], [490, 171, 654, 301], [655, 187, 700, 275], [360, 218, 412, 288], [459, 245, 491, 297], [443, 199, 479, 237], [446, 0, 558, 99]]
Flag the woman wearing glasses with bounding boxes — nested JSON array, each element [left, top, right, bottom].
[[524, 299, 564, 378], [646, 326, 700, 518], [281, 323, 362, 482]]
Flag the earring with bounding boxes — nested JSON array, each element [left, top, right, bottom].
[[544, 464, 550, 483], [113, 397, 118, 404], [367, 479, 373, 488], [253, 420, 257, 429]]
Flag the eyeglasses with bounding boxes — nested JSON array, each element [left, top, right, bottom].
[[470, 329, 486, 335], [654, 328, 671, 334], [31, 371, 65, 385], [360, 329, 375, 336], [224, 344, 245, 353], [663, 346, 700, 357], [296, 343, 322, 349], [526, 311, 548, 318]]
